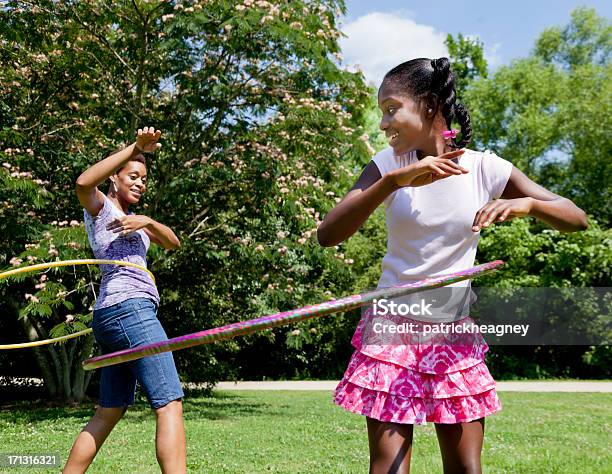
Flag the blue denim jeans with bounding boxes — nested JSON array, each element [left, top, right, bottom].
[[92, 298, 184, 409]]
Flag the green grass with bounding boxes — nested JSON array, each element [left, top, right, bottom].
[[0, 391, 610, 473]]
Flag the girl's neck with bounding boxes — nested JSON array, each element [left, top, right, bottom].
[[416, 133, 452, 160], [107, 193, 129, 214]]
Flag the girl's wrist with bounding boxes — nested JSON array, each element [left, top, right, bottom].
[[384, 171, 402, 192], [524, 196, 536, 215]]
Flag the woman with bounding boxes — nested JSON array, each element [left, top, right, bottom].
[[317, 58, 587, 473], [64, 127, 185, 474]]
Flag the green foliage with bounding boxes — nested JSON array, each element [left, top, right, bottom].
[[0, 0, 373, 393], [444, 32, 488, 92], [477, 219, 612, 287], [1, 224, 97, 400], [534, 7, 611, 67], [0, 3, 609, 394], [464, 8, 611, 224]]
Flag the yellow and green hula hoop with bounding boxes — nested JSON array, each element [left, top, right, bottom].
[[0, 259, 154, 349]]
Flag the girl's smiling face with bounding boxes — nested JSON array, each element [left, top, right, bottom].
[[378, 81, 429, 156], [112, 161, 148, 205]]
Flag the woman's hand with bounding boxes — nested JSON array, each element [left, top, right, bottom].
[[390, 149, 468, 188], [106, 215, 152, 236], [472, 197, 533, 232], [135, 127, 162, 153]]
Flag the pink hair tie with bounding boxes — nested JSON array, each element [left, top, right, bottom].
[[442, 129, 459, 139]]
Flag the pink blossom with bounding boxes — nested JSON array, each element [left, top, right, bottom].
[[25, 294, 40, 304]]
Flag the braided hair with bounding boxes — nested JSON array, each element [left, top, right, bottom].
[[382, 57, 472, 149]]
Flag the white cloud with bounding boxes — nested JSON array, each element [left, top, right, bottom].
[[485, 42, 502, 68], [339, 12, 448, 87], [465, 34, 502, 68]]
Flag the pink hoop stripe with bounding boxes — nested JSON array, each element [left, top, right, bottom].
[[82, 261, 503, 370]]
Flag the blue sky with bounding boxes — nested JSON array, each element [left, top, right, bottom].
[[340, 1, 611, 85]]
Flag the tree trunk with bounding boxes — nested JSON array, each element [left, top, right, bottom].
[[20, 316, 57, 397], [72, 334, 95, 402], [60, 344, 72, 401]]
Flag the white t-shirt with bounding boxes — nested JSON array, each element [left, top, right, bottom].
[[372, 147, 513, 290]]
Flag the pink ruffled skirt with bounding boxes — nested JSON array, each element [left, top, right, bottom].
[[334, 310, 502, 425]]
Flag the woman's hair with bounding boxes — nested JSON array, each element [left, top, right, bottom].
[[382, 57, 472, 149], [114, 152, 147, 175]]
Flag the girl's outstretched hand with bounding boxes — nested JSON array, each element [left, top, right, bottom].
[[472, 197, 533, 232], [135, 126, 162, 153], [106, 215, 153, 236], [391, 149, 468, 188]]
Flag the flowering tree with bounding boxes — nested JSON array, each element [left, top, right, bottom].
[[0, 0, 374, 399]]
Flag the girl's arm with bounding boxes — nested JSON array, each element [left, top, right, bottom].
[[143, 220, 181, 249], [317, 149, 467, 246], [75, 127, 161, 216], [317, 162, 395, 247], [472, 166, 588, 232], [105, 215, 180, 250]]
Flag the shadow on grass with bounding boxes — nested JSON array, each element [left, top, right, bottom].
[[0, 390, 284, 424], [0, 403, 94, 424]]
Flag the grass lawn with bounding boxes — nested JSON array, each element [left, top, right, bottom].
[[0, 390, 610, 473]]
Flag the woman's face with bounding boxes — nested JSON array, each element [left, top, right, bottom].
[[112, 161, 147, 204], [378, 81, 427, 155]]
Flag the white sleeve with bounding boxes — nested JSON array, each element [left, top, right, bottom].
[[371, 147, 396, 177], [370, 148, 400, 207], [481, 150, 513, 200]]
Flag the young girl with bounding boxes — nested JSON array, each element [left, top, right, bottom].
[[317, 58, 587, 473], [64, 127, 186, 474]]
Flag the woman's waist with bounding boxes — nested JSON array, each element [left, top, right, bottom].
[[93, 294, 158, 316]]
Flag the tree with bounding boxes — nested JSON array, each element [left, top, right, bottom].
[[534, 7, 611, 68], [465, 7, 611, 225], [463, 8, 612, 379], [0, 0, 372, 399], [445, 32, 488, 93]]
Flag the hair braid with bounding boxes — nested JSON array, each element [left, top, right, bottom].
[[384, 57, 473, 148]]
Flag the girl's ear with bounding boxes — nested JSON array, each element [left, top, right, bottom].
[[424, 93, 439, 119]]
